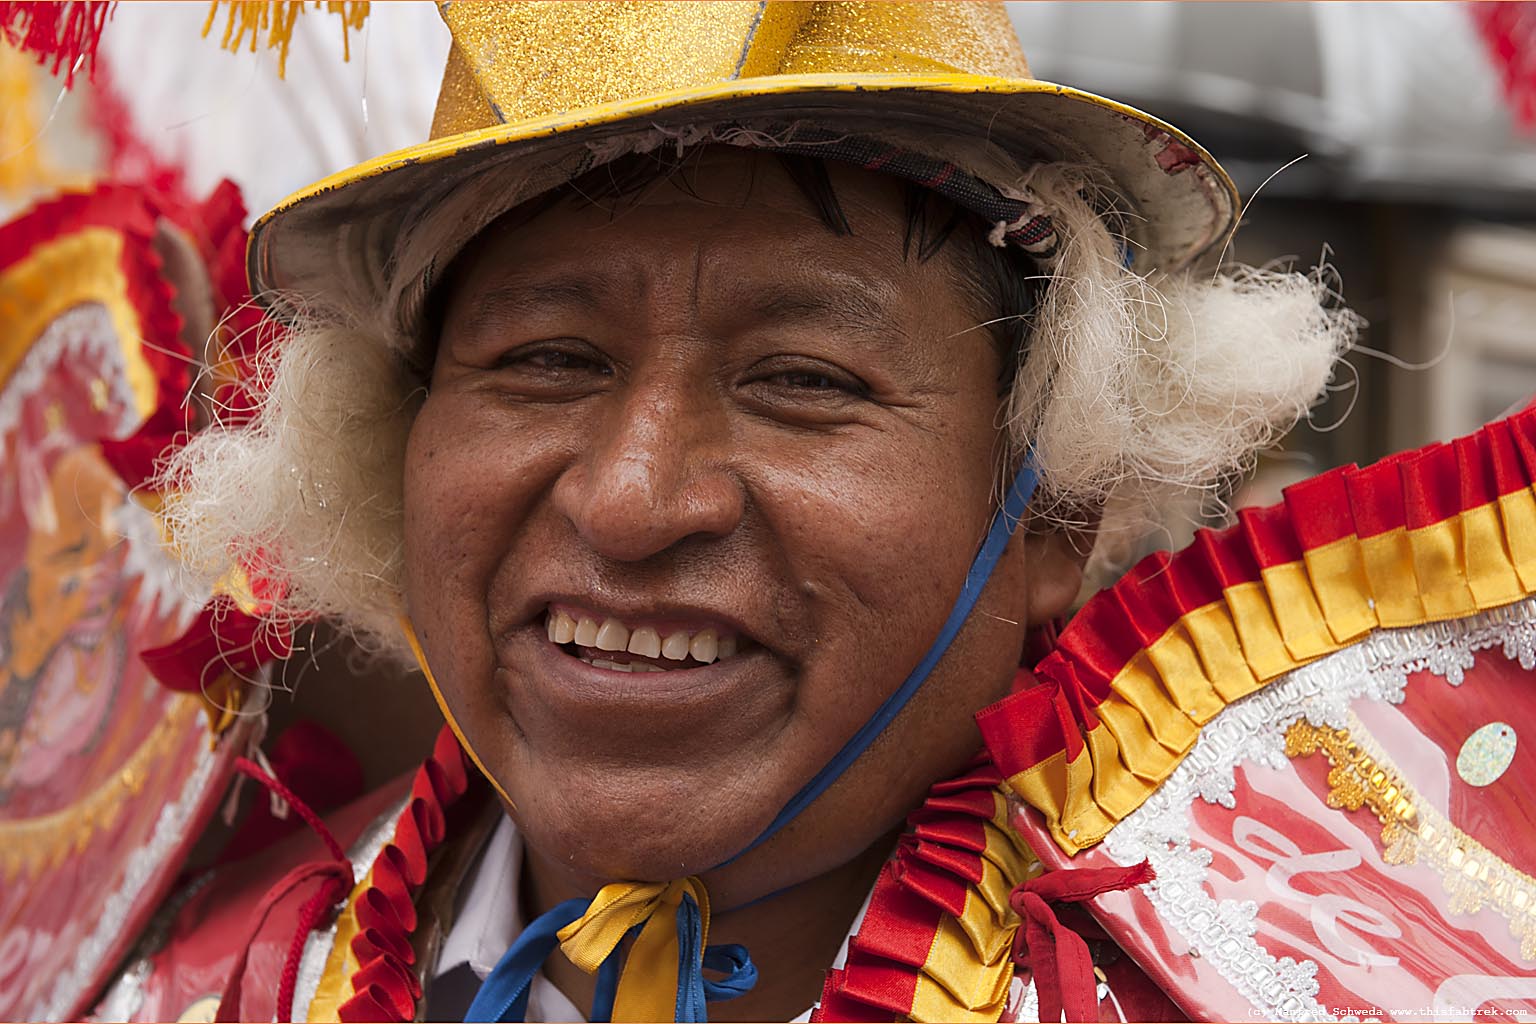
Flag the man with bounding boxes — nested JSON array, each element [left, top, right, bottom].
[[135, 3, 1356, 1021]]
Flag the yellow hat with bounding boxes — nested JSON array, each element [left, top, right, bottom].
[[247, 1, 1238, 332]]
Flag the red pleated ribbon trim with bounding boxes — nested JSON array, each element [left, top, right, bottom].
[[813, 756, 1023, 1023], [978, 403, 1536, 853], [335, 725, 474, 1023]]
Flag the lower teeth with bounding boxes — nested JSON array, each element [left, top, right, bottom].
[[581, 656, 667, 673]]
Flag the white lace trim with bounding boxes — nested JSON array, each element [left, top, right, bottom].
[[1098, 596, 1536, 1023], [0, 305, 138, 440], [37, 717, 243, 1020]]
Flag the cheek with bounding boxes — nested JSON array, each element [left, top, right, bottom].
[[757, 427, 998, 715], [401, 395, 553, 676]]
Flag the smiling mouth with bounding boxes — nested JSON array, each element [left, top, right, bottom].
[[544, 607, 747, 673]]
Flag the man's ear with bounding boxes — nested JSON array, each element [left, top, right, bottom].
[[1017, 513, 1098, 625]]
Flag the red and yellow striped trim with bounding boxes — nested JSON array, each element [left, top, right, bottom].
[[980, 405, 1536, 855], [814, 757, 1039, 1022]]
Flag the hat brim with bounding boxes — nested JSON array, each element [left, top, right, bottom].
[[248, 72, 1237, 331]]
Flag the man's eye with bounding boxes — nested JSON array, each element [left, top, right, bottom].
[[776, 371, 843, 391], [496, 346, 610, 374], [762, 368, 867, 397]]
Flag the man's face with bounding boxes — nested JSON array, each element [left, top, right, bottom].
[[404, 150, 1065, 897]]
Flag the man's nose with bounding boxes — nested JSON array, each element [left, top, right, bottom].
[[550, 380, 745, 562]]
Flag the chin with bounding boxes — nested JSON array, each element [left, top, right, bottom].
[[509, 764, 774, 883]]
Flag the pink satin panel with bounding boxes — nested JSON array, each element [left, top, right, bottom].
[[1013, 648, 1536, 1022]]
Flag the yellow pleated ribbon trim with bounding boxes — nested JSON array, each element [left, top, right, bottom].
[[986, 412, 1536, 854], [910, 791, 1038, 1021]]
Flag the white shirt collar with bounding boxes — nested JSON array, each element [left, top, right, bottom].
[[435, 814, 852, 1023]]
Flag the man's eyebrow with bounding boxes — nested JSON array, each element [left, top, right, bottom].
[[456, 274, 617, 327], [744, 280, 908, 348]]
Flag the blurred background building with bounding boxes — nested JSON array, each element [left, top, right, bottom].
[[5, 1, 1536, 531], [1010, 2, 1536, 514]]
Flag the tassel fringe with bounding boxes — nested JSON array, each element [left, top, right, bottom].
[[0, 1, 114, 85], [202, 1, 370, 78]]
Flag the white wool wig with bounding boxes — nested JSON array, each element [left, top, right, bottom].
[[157, 130, 1359, 664]]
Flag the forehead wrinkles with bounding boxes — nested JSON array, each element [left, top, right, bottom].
[[459, 212, 923, 339]]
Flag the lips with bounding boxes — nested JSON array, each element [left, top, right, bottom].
[[484, 585, 792, 742]]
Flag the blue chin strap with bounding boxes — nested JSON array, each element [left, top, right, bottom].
[[723, 458, 1041, 865], [464, 460, 1039, 1023]]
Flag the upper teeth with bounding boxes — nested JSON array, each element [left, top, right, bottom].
[[546, 610, 739, 664]]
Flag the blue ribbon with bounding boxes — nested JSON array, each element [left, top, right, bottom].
[[724, 459, 1039, 864], [674, 894, 707, 1022], [465, 459, 1037, 1022], [463, 897, 588, 1022], [702, 944, 756, 1002], [466, 898, 758, 1023]]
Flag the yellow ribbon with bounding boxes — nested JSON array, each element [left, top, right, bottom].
[[557, 877, 712, 1023], [398, 614, 517, 809]]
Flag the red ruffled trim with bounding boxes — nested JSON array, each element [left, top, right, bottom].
[[813, 757, 1014, 1022], [336, 725, 476, 1023], [981, 403, 1536, 788], [7, 179, 301, 710], [139, 595, 292, 696], [1, 183, 185, 394]]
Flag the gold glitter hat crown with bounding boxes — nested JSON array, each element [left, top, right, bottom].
[[247, 1, 1238, 333]]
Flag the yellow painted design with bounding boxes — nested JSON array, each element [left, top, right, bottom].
[[0, 695, 201, 881], [1287, 715, 1536, 960], [176, 994, 222, 1022], [1006, 483, 1536, 854], [0, 226, 157, 418]]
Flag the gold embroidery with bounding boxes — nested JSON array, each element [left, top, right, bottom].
[[1286, 714, 1536, 959]]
